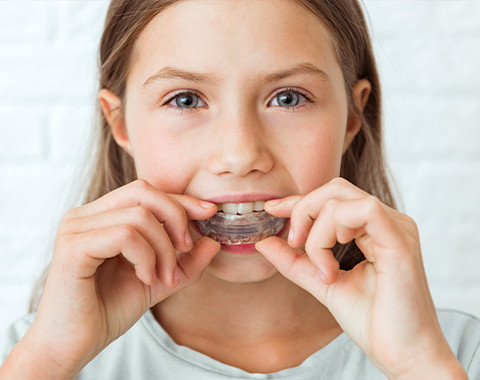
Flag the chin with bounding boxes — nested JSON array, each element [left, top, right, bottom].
[[204, 251, 280, 283]]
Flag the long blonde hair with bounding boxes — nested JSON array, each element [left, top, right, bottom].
[[30, 0, 396, 312]]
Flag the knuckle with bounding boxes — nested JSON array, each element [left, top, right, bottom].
[[328, 177, 348, 189], [364, 196, 384, 216], [56, 221, 69, 240], [58, 215, 77, 235], [134, 178, 151, 191], [170, 202, 188, 224], [406, 216, 419, 232], [290, 197, 307, 219], [117, 224, 138, 244], [60, 207, 79, 224], [323, 198, 338, 212], [133, 205, 152, 221], [404, 221, 420, 241]]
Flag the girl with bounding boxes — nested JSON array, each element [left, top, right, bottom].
[[1, 0, 479, 379]]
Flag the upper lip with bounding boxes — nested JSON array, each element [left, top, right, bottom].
[[200, 193, 285, 204]]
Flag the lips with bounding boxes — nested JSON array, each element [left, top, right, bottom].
[[201, 192, 283, 204]]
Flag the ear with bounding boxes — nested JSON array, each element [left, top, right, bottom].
[[342, 78, 371, 154], [98, 89, 133, 156]]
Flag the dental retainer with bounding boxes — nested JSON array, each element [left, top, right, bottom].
[[195, 211, 286, 245]]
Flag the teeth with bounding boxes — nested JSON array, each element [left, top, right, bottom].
[[220, 201, 265, 215], [237, 202, 254, 215], [254, 201, 265, 211], [222, 203, 238, 214]]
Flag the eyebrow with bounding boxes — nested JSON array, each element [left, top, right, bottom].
[[142, 62, 332, 89], [258, 63, 332, 86]]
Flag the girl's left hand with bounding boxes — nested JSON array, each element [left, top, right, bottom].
[[255, 178, 468, 380]]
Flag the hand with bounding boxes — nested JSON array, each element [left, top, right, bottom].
[[15, 179, 220, 378], [255, 178, 468, 380]]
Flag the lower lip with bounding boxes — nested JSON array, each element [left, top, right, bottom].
[[191, 218, 290, 255]]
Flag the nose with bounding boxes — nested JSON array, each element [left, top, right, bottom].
[[207, 107, 274, 177]]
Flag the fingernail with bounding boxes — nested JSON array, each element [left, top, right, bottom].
[[317, 269, 326, 283], [199, 201, 216, 209], [288, 226, 295, 242], [184, 230, 193, 247], [266, 199, 281, 206]]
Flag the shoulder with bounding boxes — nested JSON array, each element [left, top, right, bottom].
[[436, 308, 480, 375], [437, 308, 480, 346]]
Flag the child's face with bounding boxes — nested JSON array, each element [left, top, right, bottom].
[[103, 0, 366, 283]]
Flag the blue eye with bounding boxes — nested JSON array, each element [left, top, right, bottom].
[[174, 93, 198, 108], [269, 89, 310, 108], [163, 88, 310, 114], [278, 92, 299, 107], [165, 91, 207, 112]]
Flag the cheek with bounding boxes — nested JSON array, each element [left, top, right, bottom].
[[277, 121, 345, 194], [130, 126, 201, 193]]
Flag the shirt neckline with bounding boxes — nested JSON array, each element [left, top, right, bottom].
[[140, 308, 352, 378]]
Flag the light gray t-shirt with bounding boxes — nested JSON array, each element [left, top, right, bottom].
[[1, 309, 480, 379]]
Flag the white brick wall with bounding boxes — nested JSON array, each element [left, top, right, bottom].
[[0, 1, 109, 337], [1, 1, 479, 341], [366, 1, 480, 318]]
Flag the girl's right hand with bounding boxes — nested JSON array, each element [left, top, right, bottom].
[[15, 179, 220, 378]]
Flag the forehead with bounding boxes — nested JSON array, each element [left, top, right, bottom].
[[129, 0, 341, 87]]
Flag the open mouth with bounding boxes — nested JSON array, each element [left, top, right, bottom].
[[194, 201, 286, 245]]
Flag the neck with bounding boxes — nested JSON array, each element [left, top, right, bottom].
[[151, 270, 342, 372]]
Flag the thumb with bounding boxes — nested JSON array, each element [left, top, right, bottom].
[[255, 236, 330, 305], [176, 236, 221, 284], [149, 237, 220, 306]]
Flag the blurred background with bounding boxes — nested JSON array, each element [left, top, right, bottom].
[[0, 1, 479, 339]]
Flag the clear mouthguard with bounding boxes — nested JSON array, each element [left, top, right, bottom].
[[194, 211, 286, 245]]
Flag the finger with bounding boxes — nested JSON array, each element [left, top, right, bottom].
[[264, 195, 302, 218], [255, 236, 330, 305], [332, 196, 413, 270], [383, 208, 419, 242], [304, 199, 341, 284], [175, 237, 221, 283], [395, 218, 420, 241], [168, 193, 219, 220], [63, 180, 217, 252], [288, 178, 367, 249], [59, 206, 178, 284], [148, 237, 221, 305], [56, 225, 157, 286]]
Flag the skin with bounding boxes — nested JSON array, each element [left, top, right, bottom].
[[0, 1, 468, 379], [109, 0, 358, 370]]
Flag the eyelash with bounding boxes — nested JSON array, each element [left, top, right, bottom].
[[160, 87, 313, 114], [272, 87, 313, 112], [161, 90, 202, 114]]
